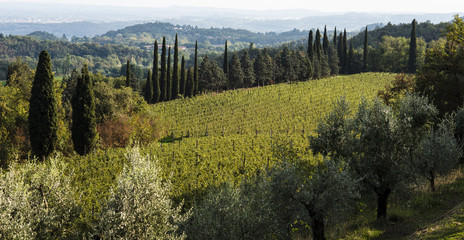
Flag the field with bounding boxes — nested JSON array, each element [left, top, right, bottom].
[[143, 72, 395, 200]]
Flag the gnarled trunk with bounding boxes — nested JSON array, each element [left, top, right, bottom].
[[376, 187, 391, 219], [311, 216, 326, 240]]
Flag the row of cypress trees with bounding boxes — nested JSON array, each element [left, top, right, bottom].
[[135, 35, 200, 104]]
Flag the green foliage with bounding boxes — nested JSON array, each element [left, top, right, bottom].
[[0, 158, 82, 239], [408, 19, 418, 73], [160, 37, 167, 101], [198, 55, 227, 92], [228, 53, 244, 89], [241, 50, 255, 87], [144, 69, 153, 103], [152, 40, 161, 103], [180, 56, 186, 95], [253, 49, 274, 86], [72, 64, 97, 155], [416, 15, 464, 115], [167, 46, 172, 100], [172, 34, 180, 99], [98, 148, 189, 239], [29, 50, 58, 159]]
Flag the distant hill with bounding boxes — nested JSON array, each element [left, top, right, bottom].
[[350, 20, 449, 48], [75, 22, 310, 50], [27, 31, 60, 41]]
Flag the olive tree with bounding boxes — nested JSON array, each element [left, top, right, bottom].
[[98, 148, 189, 239]]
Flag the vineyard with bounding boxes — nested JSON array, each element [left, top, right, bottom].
[[143, 72, 395, 200]]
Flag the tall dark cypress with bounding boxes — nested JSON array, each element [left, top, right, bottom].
[[322, 25, 329, 54], [333, 27, 337, 47], [172, 34, 179, 99], [194, 41, 198, 96], [314, 29, 322, 59], [223, 40, 229, 78], [144, 69, 153, 103], [72, 64, 97, 156], [29, 50, 58, 159], [180, 56, 186, 95], [160, 37, 167, 101], [186, 67, 194, 97], [166, 46, 172, 100], [152, 40, 160, 103], [408, 19, 417, 73], [125, 60, 131, 87], [363, 26, 368, 72], [337, 33, 344, 69], [308, 30, 314, 60], [241, 51, 255, 88], [347, 40, 354, 74], [343, 29, 348, 73]]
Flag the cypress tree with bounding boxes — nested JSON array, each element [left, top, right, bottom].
[[363, 26, 368, 72], [223, 40, 229, 78], [172, 34, 179, 99], [194, 41, 198, 96], [408, 19, 417, 73], [241, 51, 255, 88], [186, 67, 194, 97], [125, 60, 131, 87], [71, 64, 97, 156], [323, 25, 329, 54], [343, 29, 348, 73], [166, 46, 172, 100], [333, 27, 337, 47], [152, 40, 160, 103], [308, 30, 314, 60], [347, 40, 354, 74], [337, 33, 344, 71], [229, 53, 244, 89], [328, 44, 339, 76], [144, 69, 153, 103], [160, 37, 167, 101], [314, 29, 322, 59], [29, 50, 58, 159], [180, 56, 186, 95]]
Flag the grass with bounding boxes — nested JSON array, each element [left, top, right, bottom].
[[340, 168, 464, 240], [1, 80, 6, 86]]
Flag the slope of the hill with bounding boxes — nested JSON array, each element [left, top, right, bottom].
[[144, 72, 395, 200]]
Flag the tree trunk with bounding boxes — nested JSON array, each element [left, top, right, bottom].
[[376, 188, 391, 220], [311, 216, 326, 240], [430, 173, 436, 192]]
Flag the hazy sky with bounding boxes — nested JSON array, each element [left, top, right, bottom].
[[1, 0, 462, 13]]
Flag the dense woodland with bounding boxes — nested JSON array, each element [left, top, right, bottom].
[[0, 14, 464, 239]]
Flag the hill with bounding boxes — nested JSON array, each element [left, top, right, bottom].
[[143, 72, 394, 200]]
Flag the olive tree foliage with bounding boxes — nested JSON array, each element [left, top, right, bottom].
[[413, 117, 462, 192], [98, 148, 190, 240], [270, 159, 359, 240], [310, 94, 438, 220], [184, 173, 287, 240], [0, 158, 82, 239]]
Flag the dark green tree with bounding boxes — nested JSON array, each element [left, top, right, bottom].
[[152, 40, 160, 103], [276, 47, 297, 83], [180, 56, 186, 95], [254, 49, 273, 86], [172, 34, 179, 99], [160, 37, 167, 101], [308, 30, 314, 60], [71, 64, 97, 155], [343, 29, 348, 73], [408, 19, 417, 73], [363, 26, 368, 72], [337, 33, 344, 72], [323, 25, 329, 54], [229, 53, 244, 89], [347, 40, 355, 74], [241, 51, 255, 87], [314, 29, 322, 59], [166, 46, 172, 100], [144, 69, 153, 103], [328, 44, 339, 76], [29, 50, 58, 159], [125, 60, 131, 88], [223, 40, 229, 78], [199, 55, 227, 92], [333, 27, 337, 47], [185, 67, 194, 97], [194, 41, 199, 95]]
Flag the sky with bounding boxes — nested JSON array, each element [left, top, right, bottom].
[[1, 0, 463, 13]]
